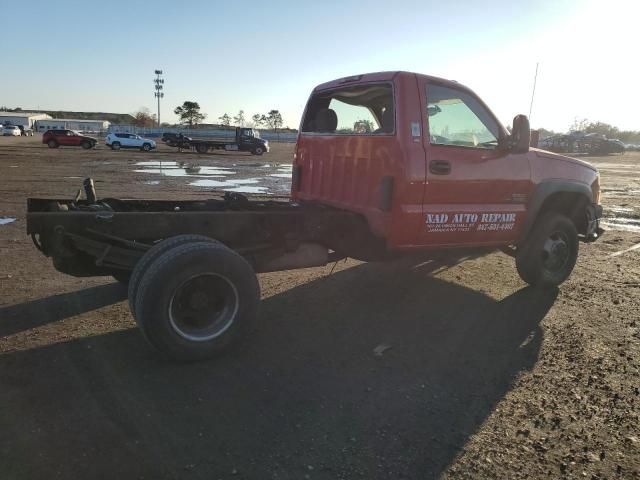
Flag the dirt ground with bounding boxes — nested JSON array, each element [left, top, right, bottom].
[[1, 135, 639, 479]]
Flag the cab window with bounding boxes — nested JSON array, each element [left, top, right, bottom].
[[426, 83, 500, 149], [301, 83, 394, 135]]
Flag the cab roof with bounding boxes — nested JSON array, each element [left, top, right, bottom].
[[312, 71, 462, 92]]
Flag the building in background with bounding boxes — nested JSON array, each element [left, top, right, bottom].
[[0, 112, 52, 128], [35, 119, 110, 133]]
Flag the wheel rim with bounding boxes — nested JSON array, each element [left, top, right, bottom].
[[168, 273, 239, 341], [143, 144, 150, 151], [542, 231, 570, 272]]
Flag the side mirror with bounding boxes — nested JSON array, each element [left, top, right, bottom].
[[510, 114, 530, 153]]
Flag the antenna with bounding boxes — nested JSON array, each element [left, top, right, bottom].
[[528, 62, 539, 122]]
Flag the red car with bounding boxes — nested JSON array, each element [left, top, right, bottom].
[[42, 129, 97, 149]]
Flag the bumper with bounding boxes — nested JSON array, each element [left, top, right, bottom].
[[584, 203, 604, 242]]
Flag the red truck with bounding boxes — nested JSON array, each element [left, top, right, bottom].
[[27, 71, 603, 361]]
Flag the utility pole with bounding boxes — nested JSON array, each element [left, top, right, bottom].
[[154, 70, 164, 128]]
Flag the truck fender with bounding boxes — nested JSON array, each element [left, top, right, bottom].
[[519, 180, 592, 244]]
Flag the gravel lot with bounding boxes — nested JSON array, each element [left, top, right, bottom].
[[1, 135, 638, 479]]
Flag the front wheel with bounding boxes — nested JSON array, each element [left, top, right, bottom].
[[141, 143, 152, 152], [135, 241, 260, 361], [252, 146, 264, 155], [111, 142, 121, 150], [81, 141, 92, 149], [516, 212, 578, 288]]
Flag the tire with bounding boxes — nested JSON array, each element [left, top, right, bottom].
[[81, 141, 92, 149], [128, 234, 217, 323], [111, 142, 121, 150], [516, 212, 579, 288], [141, 143, 152, 152], [47, 139, 58, 148], [196, 143, 208, 154], [112, 271, 132, 285], [135, 241, 260, 361], [253, 146, 264, 156]]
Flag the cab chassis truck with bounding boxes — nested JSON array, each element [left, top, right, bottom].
[[175, 127, 269, 155], [27, 71, 603, 361]]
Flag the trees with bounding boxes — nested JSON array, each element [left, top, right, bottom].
[[174, 101, 206, 127], [233, 110, 245, 127], [251, 113, 264, 128], [264, 110, 283, 131], [132, 107, 157, 127], [354, 119, 374, 133], [218, 113, 231, 127]]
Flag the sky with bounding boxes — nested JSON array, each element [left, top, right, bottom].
[[2, 0, 638, 132]]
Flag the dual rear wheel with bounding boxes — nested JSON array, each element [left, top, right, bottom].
[[128, 235, 260, 361]]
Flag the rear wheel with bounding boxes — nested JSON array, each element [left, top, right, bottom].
[[196, 143, 209, 154], [47, 139, 58, 148], [111, 142, 121, 150], [128, 234, 217, 323], [516, 212, 578, 288], [135, 241, 260, 361]]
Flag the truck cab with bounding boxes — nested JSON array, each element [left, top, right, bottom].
[[294, 71, 602, 262], [235, 127, 269, 155]]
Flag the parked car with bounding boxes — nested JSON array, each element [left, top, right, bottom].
[[42, 129, 97, 149], [18, 125, 34, 136], [106, 133, 156, 151], [2, 125, 21, 136]]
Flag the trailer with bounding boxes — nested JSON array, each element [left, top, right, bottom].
[[176, 127, 270, 155]]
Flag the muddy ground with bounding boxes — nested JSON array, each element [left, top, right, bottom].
[[0, 135, 638, 479]]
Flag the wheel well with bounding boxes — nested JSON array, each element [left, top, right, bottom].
[[537, 192, 590, 234]]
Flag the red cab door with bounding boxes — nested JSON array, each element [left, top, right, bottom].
[[418, 80, 532, 247]]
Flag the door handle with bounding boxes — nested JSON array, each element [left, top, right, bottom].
[[429, 160, 451, 175]]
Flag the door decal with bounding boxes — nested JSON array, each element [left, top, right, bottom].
[[425, 212, 517, 233]]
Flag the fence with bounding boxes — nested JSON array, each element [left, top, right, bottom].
[[106, 125, 298, 143]]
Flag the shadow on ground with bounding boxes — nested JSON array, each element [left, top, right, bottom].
[[0, 261, 557, 480], [0, 283, 127, 337]]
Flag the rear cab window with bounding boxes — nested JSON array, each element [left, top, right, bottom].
[[426, 83, 501, 149], [301, 83, 395, 135]]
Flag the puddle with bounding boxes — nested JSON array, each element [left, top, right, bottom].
[[602, 218, 640, 233], [0, 217, 16, 225], [9, 165, 18, 168], [608, 206, 634, 214], [135, 161, 292, 195], [134, 167, 235, 177], [223, 186, 268, 194], [189, 180, 232, 188]]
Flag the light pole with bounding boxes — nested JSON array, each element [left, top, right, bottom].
[[154, 70, 164, 128]]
